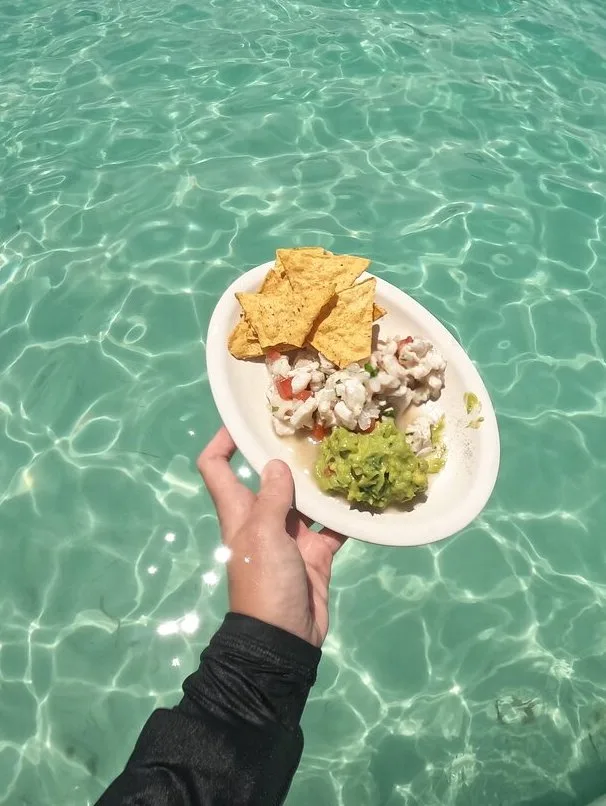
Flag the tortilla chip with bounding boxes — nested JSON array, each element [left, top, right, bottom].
[[262, 249, 327, 290], [227, 270, 281, 357], [228, 317, 265, 359], [227, 317, 296, 358], [373, 303, 386, 321], [275, 247, 328, 270], [228, 248, 371, 360], [309, 278, 376, 368], [229, 265, 297, 357], [274, 248, 329, 290], [229, 255, 329, 357], [236, 281, 335, 349], [281, 252, 370, 299]]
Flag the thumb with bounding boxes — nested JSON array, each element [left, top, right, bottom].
[[254, 460, 294, 527]]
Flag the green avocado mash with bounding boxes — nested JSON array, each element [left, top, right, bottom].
[[315, 420, 428, 510], [427, 415, 447, 474], [464, 392, 481, 414]]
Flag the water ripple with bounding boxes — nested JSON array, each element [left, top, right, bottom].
[[2, 0, 606, 803]]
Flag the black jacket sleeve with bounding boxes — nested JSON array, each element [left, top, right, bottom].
[[95, 613, 321, 806]]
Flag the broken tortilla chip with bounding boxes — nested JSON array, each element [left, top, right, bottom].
[[228, 317, 295, 358], [228, 260, 303, 357], [228, 270, 287, 357], [236, 281, 335, 349], [228, 317, 265, 359], [373, 303, 386, 321], [309, 278, 376, 368]]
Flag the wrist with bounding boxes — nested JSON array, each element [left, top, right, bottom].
[[235, 615, 314, 646], [181, 612, 322, 732], [223, 612, 321, 661]]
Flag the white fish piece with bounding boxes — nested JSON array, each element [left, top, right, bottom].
[[408, 363, 431, 381], [317, 408, 337, 428], [271, 399, 295, 421], [363, 401, 381, 420], [406, 416, 432, 455], [396, 340, 419, 362], [291, 371, 312, 395], [290, 396, 318, 429], [368, 377, 382, 395], [293, 358, 319, 373], [391, 387, 414, 409], [318, 353, 336, 372], [273, 418, 296, 437], [270, 357, 291, 378], [427, 373, 444, 397], [382, 354, 409, 380], [325, 369, 348, 390], [377, 371, 401, 391], [409, 338, 431, 358], [383, 339, 397, 356], [334, 401, 357, 430], [424, 350, 446, 372], [333, 381, 345, 399], [411, 387, 430, 405], [310, 370, 325, 392], [316, 387, 336, 409], [358, 410, 372, 432], [341, 378, 367, 417], [267, 388, 286, 408]]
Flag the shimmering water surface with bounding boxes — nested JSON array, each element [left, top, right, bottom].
[[2, 0, 606, 803]]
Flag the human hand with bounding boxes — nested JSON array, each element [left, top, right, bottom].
[[197, 428, 347, 648]]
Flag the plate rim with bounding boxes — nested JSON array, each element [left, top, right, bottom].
[[207, 261, 500, 547]]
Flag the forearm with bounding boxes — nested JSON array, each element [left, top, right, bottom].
[[95, 613, 320, 806]]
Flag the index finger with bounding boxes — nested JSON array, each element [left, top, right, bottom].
[[291, 511, 348, 556], [317, 527, 348, 557], [197, 427, 240, 518]]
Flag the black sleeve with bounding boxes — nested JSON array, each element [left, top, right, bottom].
[[95, 613, 321, 806]]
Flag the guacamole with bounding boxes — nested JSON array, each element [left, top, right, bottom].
[[315, 420, 428, 510], [427, 415, 447, 474]]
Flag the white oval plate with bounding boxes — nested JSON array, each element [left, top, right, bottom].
[[207, 262, 500, 547]]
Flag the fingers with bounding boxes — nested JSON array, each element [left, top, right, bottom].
[[290, 509, 348, 555], [197, 427, 237, 465], [286, 510, 312, 539], [317, 527, 348, 557], [254, 460, 294, 527], [197, 428, 240, 523]]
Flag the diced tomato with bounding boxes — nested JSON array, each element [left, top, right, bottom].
[[311, 422, 328, 442], [397, 337, 413, 350], [276, 377, 293, 400], [266, 349, 281, 362], [294, 389, 312, 401], [360, 420, 376, 434]]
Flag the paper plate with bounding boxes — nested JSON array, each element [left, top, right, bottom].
[[206, 262, 500, 546]]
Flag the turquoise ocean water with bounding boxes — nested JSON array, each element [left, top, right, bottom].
[[2, 0, 606, 803]]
